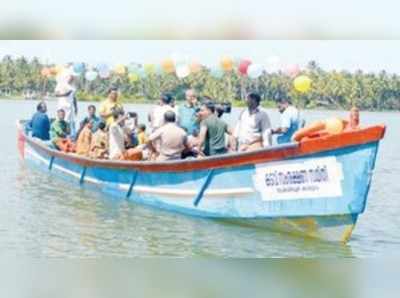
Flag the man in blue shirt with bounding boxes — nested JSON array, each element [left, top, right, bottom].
[[27, 101, 50, 141], [271, 97, 302, 144], [178, 89, 199, 135]]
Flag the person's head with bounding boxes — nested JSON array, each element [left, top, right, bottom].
[[276, 97, 291, 114], [350, 107, 360, 129], [112, 109, 125, 125], [57, 109, 65, 121], [185, 89, 197, 106], [164, 111, 176, 123], [36, 101, 47, 113], [88, 105, 96, 117], [192, 128, 199, 137], [215, 104, 225, 118], [97, 121, 106, 131], [198, 100, 215, 120], [160, 93, 174, 106], [247, 93, 261, 111], [138, 123, 146, 132], [86, 120, 94, 130], [108, 87, 119, 102]]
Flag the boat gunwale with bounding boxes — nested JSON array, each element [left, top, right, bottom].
[[17, 120, 386, 173]]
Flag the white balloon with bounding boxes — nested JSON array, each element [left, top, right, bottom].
[[99, 68, 111, 79], [176, 64, 191, 79], [248, 64, 264, 79], [85, 71, 98, 81], [266, 56, 282, 73]]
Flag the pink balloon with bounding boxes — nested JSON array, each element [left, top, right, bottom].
[[284, 64, 301, 78]]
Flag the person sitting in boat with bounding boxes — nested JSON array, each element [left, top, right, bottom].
[[78, 105, 100, 135], [147, 111, 189, 161], [75, 119, 93, 156], [26, 101, 50, 141], [177, 89, 199, 135], [137, 124, 148, 145], [55, 74, 78, 138], [234, 92, 272, 152], [89, 121, 109, 159], [197, 100, 235, 156], [125, 112, 139, 148], [50, 109, 75, 153], [109, 111, 142, 161], [148, 93, 177, 133], [271, 96, 302, 144], [99, 87, 124, 127]]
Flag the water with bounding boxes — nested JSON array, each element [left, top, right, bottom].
[[1, 99, 399, 257]]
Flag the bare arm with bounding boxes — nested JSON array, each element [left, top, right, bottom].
[[198, 125, 208, 153]]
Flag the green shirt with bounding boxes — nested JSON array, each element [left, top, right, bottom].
[[50, 119, 70, 142], [201, 115, 228, 156]]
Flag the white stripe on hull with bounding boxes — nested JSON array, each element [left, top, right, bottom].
[[25, 148, 254, 198]]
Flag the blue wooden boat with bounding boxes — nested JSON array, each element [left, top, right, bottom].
[[17, 120, 385, 243]]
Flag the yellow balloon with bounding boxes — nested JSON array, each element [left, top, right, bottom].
[[114, 64, 126, 75], [220, 56, 234, 72], [161, 58, 175, 73], [144, 64, 155, 75], [325, 118, 344, 135], [294, 75, 312, 93], [54, 65, 65, 75], [128, 73, 139, 82]]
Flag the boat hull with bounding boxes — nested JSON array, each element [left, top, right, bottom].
[[17, 122, 384, 243]]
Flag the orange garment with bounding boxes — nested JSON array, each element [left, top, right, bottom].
[[89, 129, 108, 159], [121, 147, 143, 161], [75, 126, 92, 156]]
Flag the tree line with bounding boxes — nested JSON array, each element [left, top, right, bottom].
[[0, 55, 399, 111]]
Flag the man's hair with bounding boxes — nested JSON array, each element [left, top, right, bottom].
[[36, 101, 46, 112], [128, 112, 138, 118], [88, 104, 96, 111], [57, 108, 65, 114], [164, 111, 176, 123], [108, 86, 118, 94], [138, 123, 146, 131], [97, 121, 106, 130], [202, 100, 215, 113], [275, 91, 292, 105], [161, 93, 173, 105], [247, 92, 261, 105], [112, 109, 124, 120]]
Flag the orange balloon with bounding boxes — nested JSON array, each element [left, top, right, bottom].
[[220, 56, 234, 72], [189, 61, 202, 73], [161, 58, 175, 74], [41, 67, 51, 77]]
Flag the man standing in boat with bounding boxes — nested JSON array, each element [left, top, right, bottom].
[[55, 74, 78, 138], [271, 95, 302, 144], [177, 89, 199, 135], [99, 87, 124, 127], [234, 92, 272, 152]]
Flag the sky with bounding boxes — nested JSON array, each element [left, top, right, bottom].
[[1, 0, 400, 38], [1, 40, 400, 73]]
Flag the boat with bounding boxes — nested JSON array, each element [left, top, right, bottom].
[[16, 120, 385, 243]]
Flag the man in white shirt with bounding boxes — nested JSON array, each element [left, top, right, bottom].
[[149, 93, 177, 132], [234, 93, 272, 152], [108, 112, 128, 160], [55, 75, 78, 137]]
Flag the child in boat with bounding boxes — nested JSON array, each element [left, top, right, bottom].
[[76, 119, 93, 156], [50, 109, 75, 153], [137, 124, 148, 145], [89, 121, 109, 159]]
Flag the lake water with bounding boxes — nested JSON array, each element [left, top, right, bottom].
[[1, 99, 399, 257]]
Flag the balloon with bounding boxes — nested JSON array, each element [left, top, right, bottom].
[[54, 65, 65, 75], [128, 73, 140, 83], [210, 67, 224, 79], [238, 59, 252, 75], [144, 64, 156, 75], [114, 64, 126, 75], [325, 118, 344, 135], [99, 68, 111, 79], [73, 63, 85, 74], [247, 64, 264, 79], [127, 63, 140, 73], [41, 67, 51, 77], [161, 58, 175, 74], [265, 56, 282, 73], [176, 64, 191, 79], [189, 61, 202, 73], [96, 63, 109, 72], [85, 70, 98, 81], [284, 64, 301, 78], [294, 75, 312, 93], [220, 56, 234, 72]]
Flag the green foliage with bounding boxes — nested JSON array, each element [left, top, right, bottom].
[[0, 57, 399, 110]]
